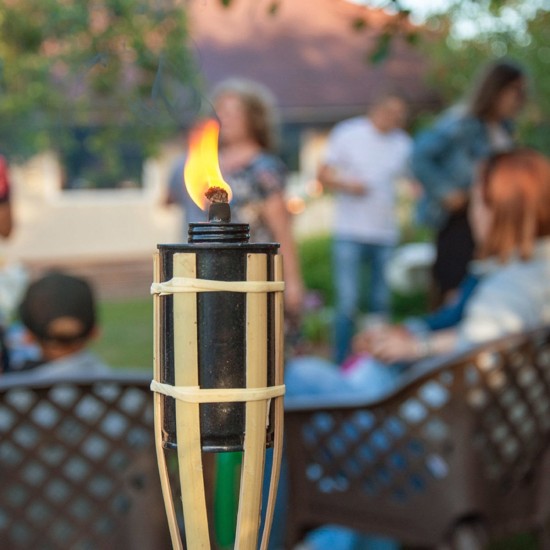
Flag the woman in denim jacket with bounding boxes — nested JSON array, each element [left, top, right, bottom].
[[411, 58, 527, 306]]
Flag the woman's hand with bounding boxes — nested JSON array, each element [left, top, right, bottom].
[[353, 325, 422, 363], [354, 324, 458, 364]]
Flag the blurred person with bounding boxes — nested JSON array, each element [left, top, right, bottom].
[[284, 148, 550, 550], [0, 271, 170, 549], [0, 153, 16, 371], [164, 78, 304, 319], [411, 58, 528, 307], [318, 95, 412, 364], [6, 271, 109, 378], [0, 154, 13, 238], [209, 77, 304, 320]]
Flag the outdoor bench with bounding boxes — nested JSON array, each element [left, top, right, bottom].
[[0, 370, 172, 549], [284, 326, 550, 549]]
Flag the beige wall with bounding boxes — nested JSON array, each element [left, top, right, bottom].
[[2, 151, 183, 265], [1, 134, 334, 267]]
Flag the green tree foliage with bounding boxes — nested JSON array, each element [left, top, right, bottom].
[[509, 10, 550, 153], [415, 2, 550, 152], [0, 0, 201, 186]]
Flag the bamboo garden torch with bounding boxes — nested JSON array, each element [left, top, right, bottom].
[[151, 119, 286, 549]]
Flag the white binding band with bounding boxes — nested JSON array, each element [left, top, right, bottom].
[[151, 277, 285, 296], [150, 380, 286, 403]]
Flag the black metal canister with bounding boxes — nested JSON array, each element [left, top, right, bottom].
[[158, 222, 279, 452]]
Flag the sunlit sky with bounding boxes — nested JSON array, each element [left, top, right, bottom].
[[347, 0, 454, 22], [348, 0, 547, 40]]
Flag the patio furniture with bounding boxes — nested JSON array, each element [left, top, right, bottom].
[[284, 326, 550, 549], [0, 370, 172, 549]]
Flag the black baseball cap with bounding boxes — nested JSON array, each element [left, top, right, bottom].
[[19, 271, 96, 343]]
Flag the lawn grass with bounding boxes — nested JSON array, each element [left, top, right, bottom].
[[91, 289, 429, 370], [490, 533, 537, 549], [91, 297, 153, 370]]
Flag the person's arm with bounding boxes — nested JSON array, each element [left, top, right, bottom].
[[0, 203, 12, 238], [261, 190, 304, 318], [410, 118, 469, 212], [251, 155, 305, 318], [416, 273, 481, 331], [353, 324, 458, 364], [0, 157, 12, 238], [317, 164, 367, 196], [318, 122, 368, 197]]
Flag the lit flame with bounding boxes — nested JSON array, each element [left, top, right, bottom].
[[184, 119, 232, 210]]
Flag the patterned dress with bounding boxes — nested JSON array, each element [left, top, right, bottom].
[[223, 152, 287, 243]]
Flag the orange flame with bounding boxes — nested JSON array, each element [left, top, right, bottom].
[[184, 119, 232, 211]]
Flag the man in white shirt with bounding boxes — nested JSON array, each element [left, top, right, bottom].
[[319, 95, 412, 364]]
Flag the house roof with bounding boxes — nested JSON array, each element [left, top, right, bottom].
[[186, 0, 438, 123]]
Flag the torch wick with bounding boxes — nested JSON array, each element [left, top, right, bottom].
[[205, 186, 229, 204], [206, 186, 231, 223]]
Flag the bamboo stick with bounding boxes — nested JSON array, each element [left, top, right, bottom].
[[150, 381, 284, 403], [152, 277, 284, 295], [173, 252, 211, 549], [260, 254, 285, 550], [152, 251, 184, 549], [235, 253, 268, 550]]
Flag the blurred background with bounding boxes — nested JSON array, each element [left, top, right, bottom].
[[0, 0, 548, 370]]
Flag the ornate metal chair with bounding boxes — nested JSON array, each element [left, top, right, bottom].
[[0, 370, 172, 549], [285, 327, 550, 549]]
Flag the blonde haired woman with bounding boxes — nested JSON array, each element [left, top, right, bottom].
[[209, 77, 304, 320]]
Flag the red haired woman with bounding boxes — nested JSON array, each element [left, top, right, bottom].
[[360, 148, 550, 362], [456, 148, 550, 347]]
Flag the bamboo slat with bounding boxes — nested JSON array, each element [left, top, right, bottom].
[[153, 248, 285, 550], [260, 254, 285, 550], [152, 252, 184, 550], [151, 277, 284, 295], [173, 252, 211, 549], [150, 381, 285, 403], [235, 253, 268, 550]]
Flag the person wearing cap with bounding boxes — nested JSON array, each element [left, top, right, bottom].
[[9, 271, 110, 378]]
